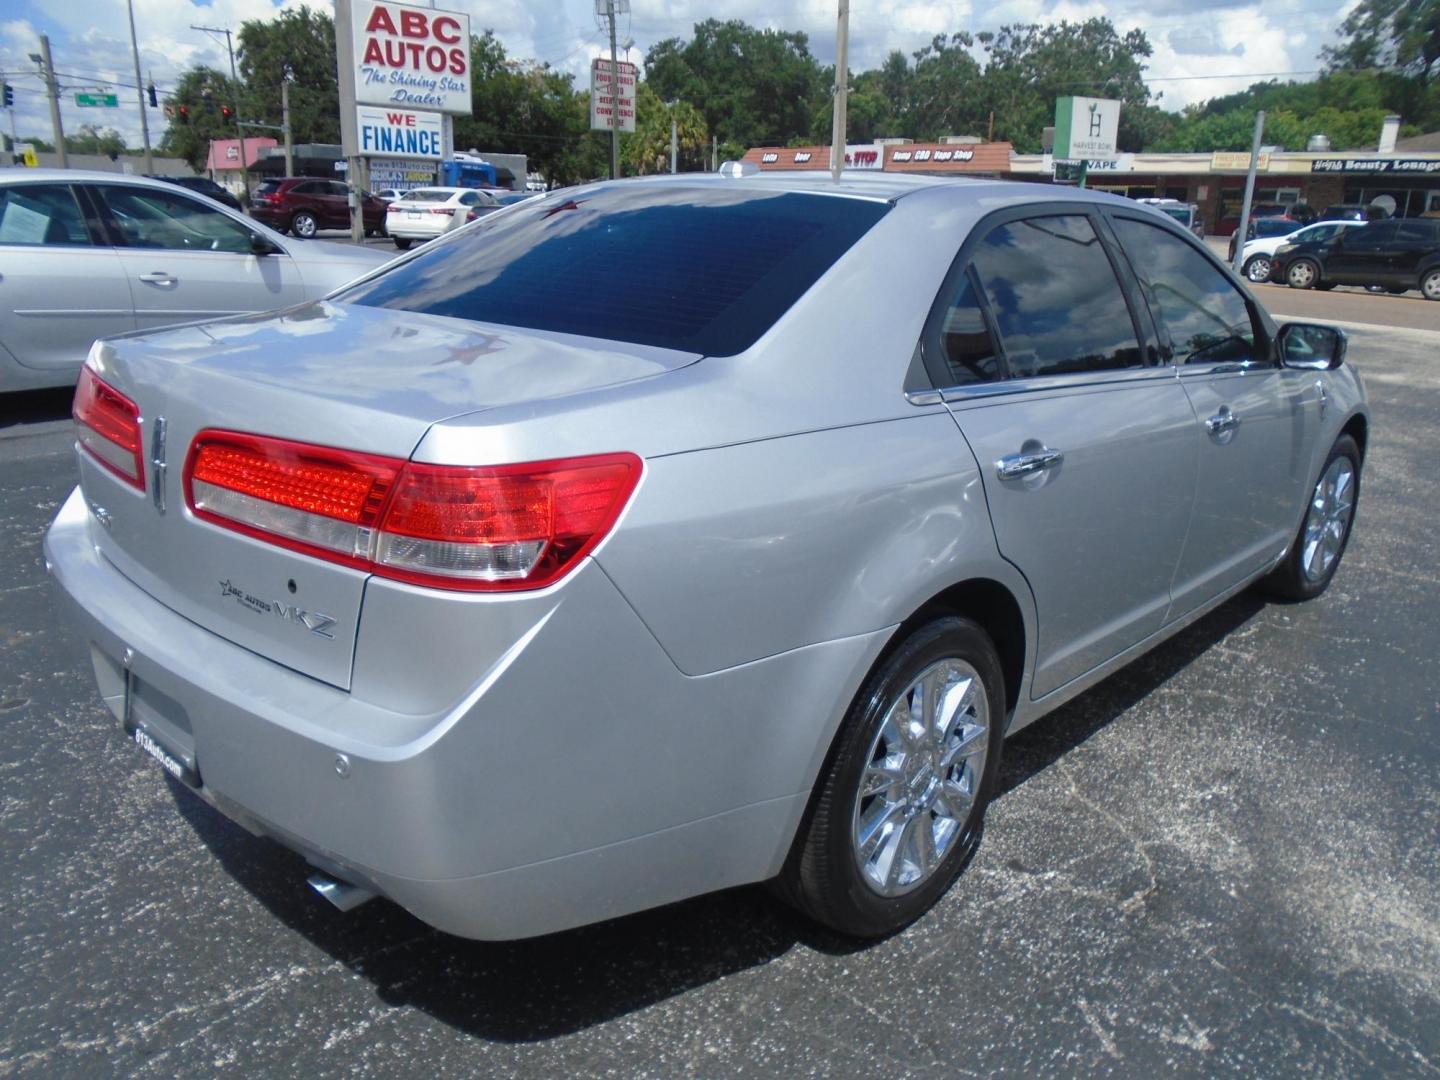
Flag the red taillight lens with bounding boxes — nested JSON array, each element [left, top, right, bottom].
[[73, 367, 144, 490], [430, 207, 455, 216], [183, 431, 641, 591]]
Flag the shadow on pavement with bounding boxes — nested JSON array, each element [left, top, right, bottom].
[[172, 589, 1267, 1042]]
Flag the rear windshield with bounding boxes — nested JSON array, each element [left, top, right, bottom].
[[1158, 206, 1191, 224], [397, 190, 452, 203], [255, 180, 282, 195], [337, 185, 889, 355], [1252, 219, 1296, 238]]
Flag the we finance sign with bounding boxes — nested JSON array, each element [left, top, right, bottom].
[[351, 0, 472, 115], [358, 107, 442, 159]]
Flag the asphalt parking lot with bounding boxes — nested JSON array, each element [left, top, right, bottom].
[[1, 300, 1437, 1076]]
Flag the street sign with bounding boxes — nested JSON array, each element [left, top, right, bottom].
[[76, 92, 120, 108], [350, 0, 472, 116], [21, 146, 39, 167], [1053, 96, 1120, 161], [590, 58, 636, 133], [357, 106, 442, 159]]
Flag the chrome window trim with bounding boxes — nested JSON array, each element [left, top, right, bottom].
[[928, 365, 1178, 404], [1177, 359, 1279, 378]]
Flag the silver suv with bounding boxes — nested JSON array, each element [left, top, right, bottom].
[[47, 174, 1367, 940]]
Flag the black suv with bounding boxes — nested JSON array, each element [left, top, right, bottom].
[[147, 174, 244, 212], [1270, 217, 1440, 299]]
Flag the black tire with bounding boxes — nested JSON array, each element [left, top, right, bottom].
[[1387, 287, 1408, 295], [778, 616, 1005, 938], [1421, 268, 1440, 301], [1243, 255, 1272, 284], [394, 237, 412, 250], [290, 211, 318, 239], [1315, 282, 1336, 291], [1263, 435, 1361, 601], [1286, 258, 1321, 290]]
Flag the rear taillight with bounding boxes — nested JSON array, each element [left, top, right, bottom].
[[73, 367, 145, 490], [430, 207, 455, 216], [183, 431, 641, 592]]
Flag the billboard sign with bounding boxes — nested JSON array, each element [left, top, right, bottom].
[[352, 0, 472, 115], [1053, 96, 1120, 161], [590, 58, 636, 133], [357, 106, 443, 158]]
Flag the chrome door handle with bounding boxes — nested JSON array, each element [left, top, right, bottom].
[[138, 271, 176, 285], [1205, 410, 1240, 436], [995, 447, 1064, 480]]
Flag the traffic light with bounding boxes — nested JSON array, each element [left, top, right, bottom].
[[147, 83, 157, 108], [2, 81, 12, 109], [221, 104, 233, 120], [177, 105, 189, 125]]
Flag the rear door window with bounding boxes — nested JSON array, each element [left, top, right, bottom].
[[338, 186, 889, 356], [1112, 217, 1259, 366], [968, 214, 1142, 379], [0, 184, 92, 246], [932, 271, 1003, 386]]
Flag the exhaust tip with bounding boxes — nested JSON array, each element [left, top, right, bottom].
[[307, 872, 377, 912]]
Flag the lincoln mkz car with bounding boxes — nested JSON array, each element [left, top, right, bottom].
[[46, 173, 1368, 941]]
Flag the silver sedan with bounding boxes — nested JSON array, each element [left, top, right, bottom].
[[0, 170, 390, 392], [45, 173, 1367, 940]]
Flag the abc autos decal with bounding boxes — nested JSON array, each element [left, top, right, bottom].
[[351, 0, 473, 115]]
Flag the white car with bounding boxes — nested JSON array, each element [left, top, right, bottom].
[[1239, 220, 1366, 284], [0, 170, 391, 392], [385, 187, 499, 250], [375, 189, 406, 203]]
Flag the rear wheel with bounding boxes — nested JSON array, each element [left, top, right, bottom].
[[1421, 268, 1440, 301], [394, 237, 411, 251], [1243, 255, 1272, 283], [1286, 258, 1320, 290], [1263, 435, 1360, 601], [290, 211, 318, 239], [779, 616, 1004, 938]]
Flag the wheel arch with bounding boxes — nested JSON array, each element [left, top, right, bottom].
[[896, 578, 1028, 720]]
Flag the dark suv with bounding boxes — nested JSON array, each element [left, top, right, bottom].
[[1270, 217, 1440, 299], [250, 178, 387, 238], [148, 174, 244, 212]]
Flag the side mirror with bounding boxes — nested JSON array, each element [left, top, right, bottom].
[[249, 232, 282, 256], [1278, 323, 1346, 370]]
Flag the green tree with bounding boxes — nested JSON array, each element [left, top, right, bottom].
[[236, 5, 341, 146], [623, 81, 709, 173], [645, 20, 825, 148], [1323, 0, 1440, 85], [65, 124, 128, 157]]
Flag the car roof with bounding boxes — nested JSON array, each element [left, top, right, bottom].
[[1, 169, 205, 189]]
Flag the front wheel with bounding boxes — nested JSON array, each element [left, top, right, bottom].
[[1286, 258, 1320, 290], [1243, 255, 1272, 283], [290, 211, 318, 239], [778, 616, 1005, 938], [1263, 434, 1360, 601], [1421, 268, 1440, 301]]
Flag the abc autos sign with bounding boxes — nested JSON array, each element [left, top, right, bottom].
[[352, 0, 472, 115]]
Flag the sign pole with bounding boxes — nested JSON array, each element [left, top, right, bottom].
[[1232, 110, 1266, 277], [126, 0, 153, 173], [39, 35, 67, 168], [829, 0, 849, 183], [606, 0, 620, 180], [335, 0, 365, 242]]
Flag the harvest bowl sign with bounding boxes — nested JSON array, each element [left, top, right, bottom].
[[352, 0, 473, 115]]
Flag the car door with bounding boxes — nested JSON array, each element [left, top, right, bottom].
[[321, 181, 354, 228], [1393, 219, 1440, 283], [88, 182, 306, 329], [932, 209, 1198, 699], [1109, 213, 1316, 619], [0, 182, 134, 372], [1325, 221, 1397, 285]]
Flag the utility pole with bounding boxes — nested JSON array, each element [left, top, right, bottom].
[[281, 76, 294, 177], [192, 24, 249, 202], [669, 106, 678, 174], [829, 0, 850, 183], [606, 0, 620, 180], [126, 0, 153, 172], [711, 134, 717, 172], [1233, 110, 1266, 277], [38, 35, 67, 168]]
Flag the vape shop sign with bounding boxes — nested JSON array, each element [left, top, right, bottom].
[[1053, 96, 1120, 161]]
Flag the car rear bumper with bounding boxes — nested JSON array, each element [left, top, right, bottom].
[[45, 486, 875, 938], [386, 215, 452, 239]]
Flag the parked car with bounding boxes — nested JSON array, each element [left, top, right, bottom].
[[494, 191, 539, 208], [1271, 216, 1440, 298], [385, 186, 499, 249], [1226, 215, 1310, 262], [148, 174, 244, 213], [1134, 197, 1205, 238], [249, 178, 387, 238], [1248, 202, 1316, 224], [375, 188, 406, 203], [1317, 204, 1372, 222], [46, 175, 1368, 942], [1236, 219, 1367, 283], [0, 171, 390, 391]]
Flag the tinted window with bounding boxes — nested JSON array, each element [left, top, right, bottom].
[[1299, 223, 1343, 242], [1251, 219, 1297, 240], [291, 181, 322, 195], [1355, 221, 1398, 243], [935, 272, 1002, 386], [1398, 220, 1440, 243], [256, 180, 282, 196], [1113, 217, 1257, 367], [326, 182, 350, 197], [338, 186, 889, 356], [0, 184, 91, 246], [968, 214, 1141, 379], [95, 185, 255, 254]]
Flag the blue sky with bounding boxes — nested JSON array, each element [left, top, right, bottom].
[[1, 0, 1360, 152]]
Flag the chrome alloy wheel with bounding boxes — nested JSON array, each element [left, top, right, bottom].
[[851, 658, 989, 897], [1422, 269, 1440, 301], [1288, 260, 1317, 288], [1302, 455, 1356, 583], [1245, 256, 1272, 283]]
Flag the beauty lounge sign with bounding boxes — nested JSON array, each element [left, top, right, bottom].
[[352, 0, 473, 115]]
